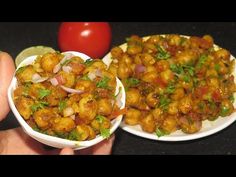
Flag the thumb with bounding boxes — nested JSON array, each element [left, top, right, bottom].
[[0, 52, 15, 121], [59, 147, 75, 155]]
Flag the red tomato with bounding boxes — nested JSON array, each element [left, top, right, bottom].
[[58, 22, 112, 58]]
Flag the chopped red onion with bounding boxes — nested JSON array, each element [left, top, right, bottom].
[[50, 77, 59, 86], [88, 72, 96, 80], [62, 65, 72, 73], [135, 64, 146, 74], [31, 73, 48, 83], [53, 63, 61, 73], [63, 107, 74, 117], [60, 85, 84, 94]]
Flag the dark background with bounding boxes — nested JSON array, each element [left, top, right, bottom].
[[0, 22, 236, 154]]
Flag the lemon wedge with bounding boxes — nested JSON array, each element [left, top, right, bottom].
[[15, 46, 56, 67]]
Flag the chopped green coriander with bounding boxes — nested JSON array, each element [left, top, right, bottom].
[[170, 64, 184, 74], [165, 84, 175, 94], [80, 74, 91, 81], [125, 78, 140, 88], [16, 66, 27, 74], [61, 59, 72, 66], [100, 127, 110, 139], [220, 106, 230, 117], [214, 64, 220, 72], [58, 100, 67, 112], [156, 45, 171, 60], [68, 129, 81, 141], [38, 88, 51, 99], [159, 96, 171, 110], [196, 54, 208, 68], [229, 95, 235, 103], [96, 76, 110, 89], [96, 115, 106, 124], [31, 101, 49, 112], [84, 59, 94, 67], [156, 128, 169, 137]]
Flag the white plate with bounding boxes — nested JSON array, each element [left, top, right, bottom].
[[103, 35, 236, 141], [8, 51, 126, 149]]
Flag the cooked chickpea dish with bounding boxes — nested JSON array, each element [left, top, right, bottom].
[[14, 52, 123, 141], [109, 34, 236, 136]]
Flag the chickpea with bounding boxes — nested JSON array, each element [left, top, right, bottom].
[[206, 69, 218, 77], [160, 116, 178, 134], [16, 65, 36, 83], [217, 61, 229, 74], [220, 99, 234, 117], [69, 61, 85, 75], [214, 49, 230, 61], [75, 79, 95, 93], [140, 113, 156, 133], [143, 42, 157, 54], [127, 35, 143, 45], [15, 97, 34, 120], [160, 69, 174, 84], [125, 108, 141, 125], [179, 117, 202, 134], [127, 45, 142, 55], [58, 71, 75, 88], [178, 95, 193, 114], [100, 117, 111, 129], [155, 60, 170, 72], [111, 46, 124, 60], [101, 70, 117, 90], [108, 63, 118, 77], [13, 86, 25, 99], [180, 80, 193, 91], [176, 50, 196, 65], [167, 34, 181, 46], [46, 85, 67, 106], [146, 35, 162, 44], [28, 83, 45, 100], [83, 60, 107, 74], [171, 88, 185, 100], [168, 101, 179, 115], [203, 35, 214, 46], [145, 66, 156, 73], [141, 53, 156, 66], [151, 108, 164, 124], [146, 92, 159, 108], [142, 71, 158, 83], [90, 60, 107, 70], [90, 116, 111, 131], [136, 101, 151, 111], [117, 62, 132, 79], [207, 77, 219, 88], [78, 94, 97, 121], [91, 119, 100, 132], [76, 124, 90, 140], [134, 53, 143, 65], [52, 117, 76, 133], [121, 54, 133, 65], [87, 126, 96, 140], [97, 98, 113, 116], [126, 88, 141, 107], [34, 108, 59, 130], [40, 53, 60, 73]]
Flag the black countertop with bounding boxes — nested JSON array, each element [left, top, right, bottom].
[[1, 22, 236, 154]]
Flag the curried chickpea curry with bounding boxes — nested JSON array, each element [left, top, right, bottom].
[[108, 34, 236, 136], [14, 52, 123, 141]]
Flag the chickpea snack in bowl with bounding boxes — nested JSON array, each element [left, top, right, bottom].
[[103, 34, 236, 141], [8, 51, 125, 149]]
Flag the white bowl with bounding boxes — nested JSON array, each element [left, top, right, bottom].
[[103, 35, 236, 141], [8, 51, 126, 150]]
